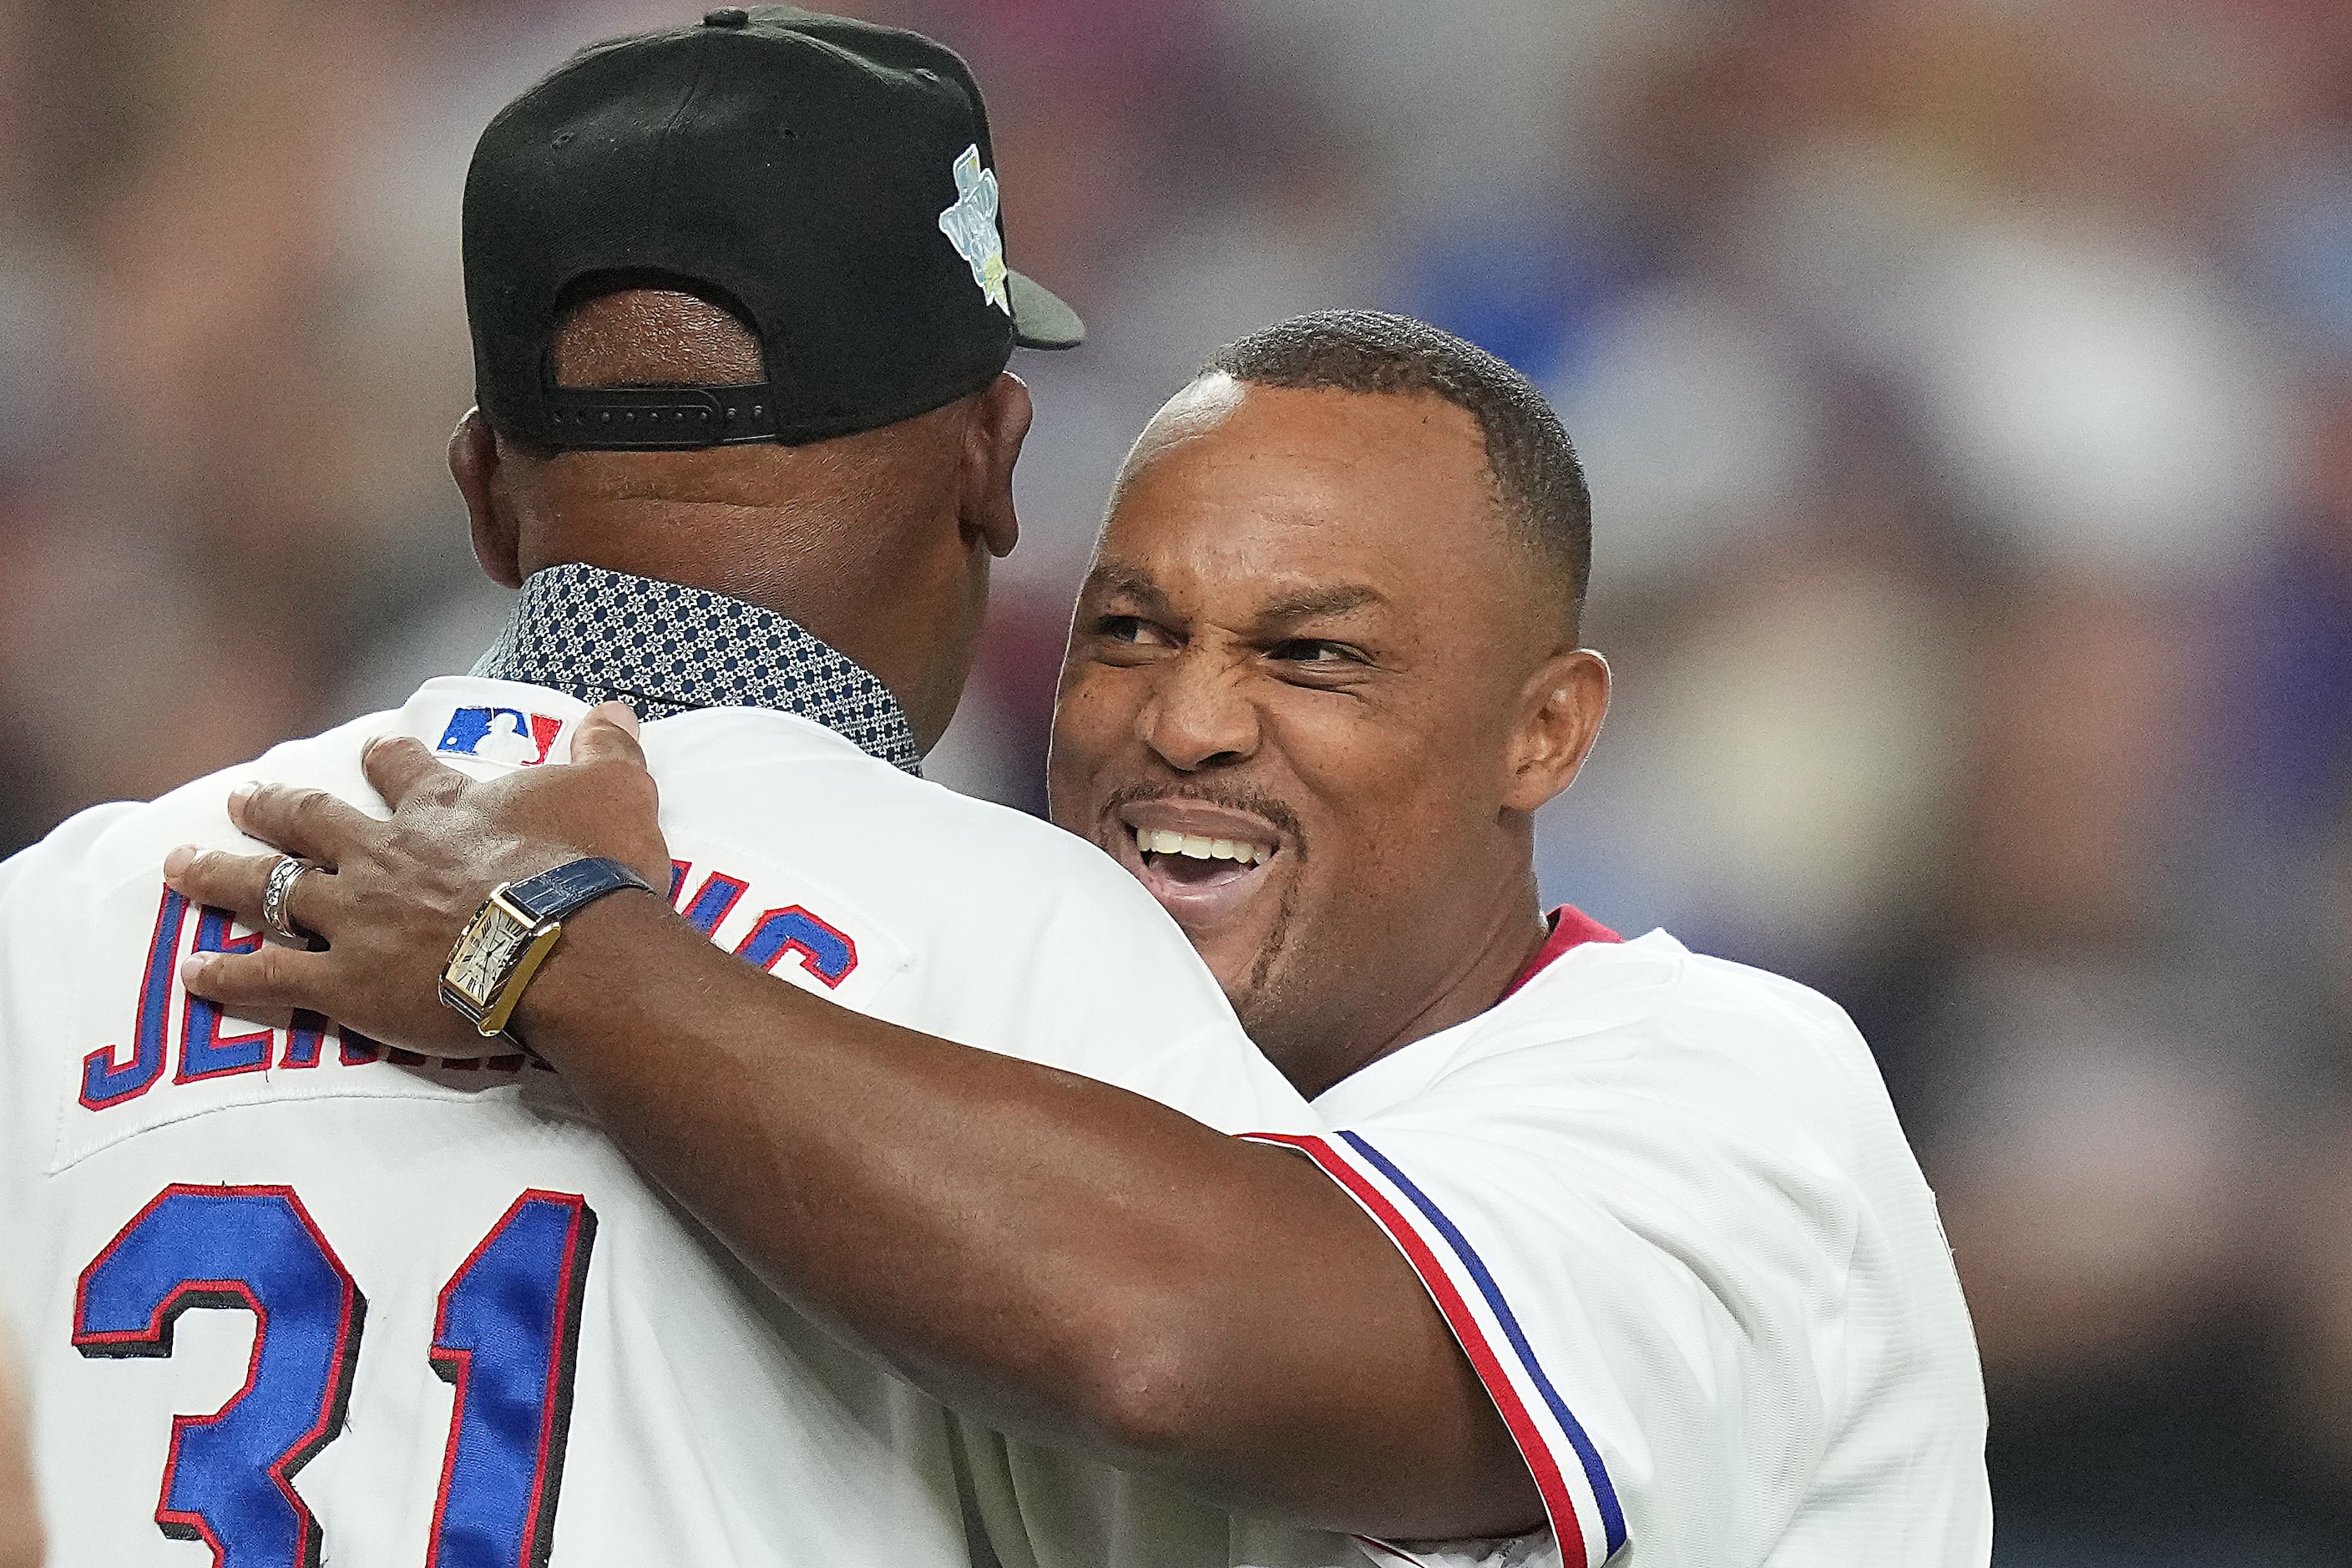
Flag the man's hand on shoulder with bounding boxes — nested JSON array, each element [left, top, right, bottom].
[[164, 701, 671, 1055]]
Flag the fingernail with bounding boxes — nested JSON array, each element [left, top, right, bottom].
[[179, 953, 210, 988], [227, 781, 258, 817], [161, 846, 194, 882]]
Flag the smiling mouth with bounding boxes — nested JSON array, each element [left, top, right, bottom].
[[1133, 825, 1274, 885], [1117, 822, 1284, 930], [1104, 787, 1297, 933]]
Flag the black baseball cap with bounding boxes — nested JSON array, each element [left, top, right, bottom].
[[464, 5, 1083, 453]]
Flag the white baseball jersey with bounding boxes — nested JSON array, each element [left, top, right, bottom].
[[963, 913, 1991, 1568], [0, 675, 1315, 1568]]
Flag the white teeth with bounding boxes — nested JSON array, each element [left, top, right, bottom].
[[1134, 827, 1272, 866]]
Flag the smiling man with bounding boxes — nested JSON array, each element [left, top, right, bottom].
[[1058, 345, 1605, 1102], [172, 311, 1991, 1566]]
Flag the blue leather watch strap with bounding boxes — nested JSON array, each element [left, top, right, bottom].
[[503, 857, 655, 925]]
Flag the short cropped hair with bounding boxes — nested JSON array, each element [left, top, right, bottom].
[[1208, 311, 1593, 620], [492, 276, 766, 459]]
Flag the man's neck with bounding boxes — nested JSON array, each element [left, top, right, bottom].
[[1281, 890, 1552, 1100], [471, 562, 923, 771]]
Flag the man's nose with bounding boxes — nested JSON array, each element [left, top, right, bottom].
[[1137, 653, 1260, 772]]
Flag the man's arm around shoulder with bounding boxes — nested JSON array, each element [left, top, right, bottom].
[[167, 711, 1545, 1541]]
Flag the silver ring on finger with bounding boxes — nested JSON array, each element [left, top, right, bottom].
[[259, 854, 320, 948]]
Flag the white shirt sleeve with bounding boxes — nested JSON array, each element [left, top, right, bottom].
[[1243, 1021, 1875, 1568]]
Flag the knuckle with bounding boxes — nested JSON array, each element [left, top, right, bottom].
[[287, 789, 329, 832], [185, 850, 257, 908], [240, 946, 315, 1010], [261, 946, 305, 990], [245, 781, 293, 824], [191, 954, 252, 1008]]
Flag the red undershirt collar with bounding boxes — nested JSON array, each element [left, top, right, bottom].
[[1502, 904, 1621, 1000]]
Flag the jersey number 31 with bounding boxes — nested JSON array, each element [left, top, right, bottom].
[[73, 1183, 595, 1568]]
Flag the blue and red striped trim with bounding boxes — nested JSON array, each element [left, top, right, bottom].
[[1243, 1129, 1626, 1565]]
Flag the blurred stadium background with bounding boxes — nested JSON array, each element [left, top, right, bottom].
[[3, 0, 2350, 1560]]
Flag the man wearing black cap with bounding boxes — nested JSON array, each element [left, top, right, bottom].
[[0, 10, 1317, 1563], [467, 3, 1081, 458]]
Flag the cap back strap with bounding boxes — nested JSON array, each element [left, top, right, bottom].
[[540, 383, 779, 450]]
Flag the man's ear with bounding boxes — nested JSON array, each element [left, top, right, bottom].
[[450, 408, 524, 590], [959, 372, 1034, 559], [1502, 649, 1611, 815]]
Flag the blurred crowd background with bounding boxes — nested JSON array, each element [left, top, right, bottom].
[[3, 0, 2349, 1560]]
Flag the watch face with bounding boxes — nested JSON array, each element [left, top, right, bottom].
[[448, 907, 530, 1008]]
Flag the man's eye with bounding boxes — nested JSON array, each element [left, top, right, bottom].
[[1267, 639, 1363, 665], [1095, 615, 1173, 648]]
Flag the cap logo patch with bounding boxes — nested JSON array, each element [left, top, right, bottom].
[[938, 144, 1012, 316], [436, 706, 564, 766]]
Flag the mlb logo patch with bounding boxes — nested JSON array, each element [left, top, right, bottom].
[[436, 707, 564, 766]]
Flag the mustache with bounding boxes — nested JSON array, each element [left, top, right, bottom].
[[1096, 781, 1305, 853]]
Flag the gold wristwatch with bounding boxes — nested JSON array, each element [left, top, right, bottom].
[[439, 857, 654, 1040]]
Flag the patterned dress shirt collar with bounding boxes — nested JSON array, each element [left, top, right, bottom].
[[471, 562, 922, 772]]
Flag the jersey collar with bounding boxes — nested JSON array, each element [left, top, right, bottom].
[[1503, 904, 1621, 1000], [471, 563, 921, 773], [1312, 906, 1627, 1119]]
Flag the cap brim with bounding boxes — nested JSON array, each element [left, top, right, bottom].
[[1009, 270, 1085, 349]]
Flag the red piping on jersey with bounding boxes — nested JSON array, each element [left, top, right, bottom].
[[1502, 905, 1620, 1000], [1244, 1131, 1592, 1565]]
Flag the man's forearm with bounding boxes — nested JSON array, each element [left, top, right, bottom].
[[161, 738, 1543, 1538], [0, 1313, 42, 1568], [515, 891, 1540, 1539]]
